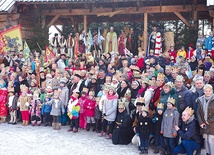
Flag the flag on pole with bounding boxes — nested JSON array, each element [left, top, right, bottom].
[[0, 25, 22, 53], [23, 40, 30, 60], [45, 46, 55, 63], [87, 29, 93, 52], [97, 27, 102, 44]]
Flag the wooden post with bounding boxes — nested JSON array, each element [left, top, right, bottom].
[[84, 15, 87, 32], [143, 13, 148, 52]]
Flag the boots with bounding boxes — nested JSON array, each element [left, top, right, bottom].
[[153, 147, 159, 154], [53, 123, 57, 129], [99, 131, 105, 137], [139, 148, 145, 154], [37, 121, 41, 126], [25, 121, 29, 126], [159, 148, 165, 155], [22, 120, 26, 126], [73, 128, 78, 133], [9, 114, 13, 124], [31, 120, 36, 126], [12, 115, 17, 125], [92, 123, 96, 132], [86, 123, 90, 131], [144, 148, 148, 154], [67, 128, 73, 132], [55, 123, 61, 130], [106, 133, 112, 139]]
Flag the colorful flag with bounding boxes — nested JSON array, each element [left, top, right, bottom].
[[23, 40, 30, 60], [0, 25, 22, 53], [45, 45, 55, 63], [87, 29, 93, 52]]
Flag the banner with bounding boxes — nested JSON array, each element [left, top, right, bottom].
[[23, 40, 30, 60], [0, 25, 22, 53], [44, 46, 55, 63]]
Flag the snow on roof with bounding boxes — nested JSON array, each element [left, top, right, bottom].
[[0, 0, 15, 13], [207, 0, 214, 6]]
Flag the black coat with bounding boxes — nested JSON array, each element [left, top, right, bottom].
[[152, 112, 163, 135], [117, 86, 129, 99], [112, 111, 134, 145], [136, 115, 151, 139]]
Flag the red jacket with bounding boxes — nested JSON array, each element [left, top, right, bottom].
[[168, 49, 177, 62], [84, 98, 96, 117], [186, 49, 194, 59]]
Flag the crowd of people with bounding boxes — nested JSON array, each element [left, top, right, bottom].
[[0, 26, 214, 155]]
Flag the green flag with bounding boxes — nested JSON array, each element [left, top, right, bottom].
[[23, 40, 30, 60]]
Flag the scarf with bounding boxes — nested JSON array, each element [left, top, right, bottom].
[[106, 94, 118, 100], [196, 88, 204, 97], [202, 95, 214, 121]]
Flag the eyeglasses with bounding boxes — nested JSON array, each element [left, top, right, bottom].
[[118, 108, 124, 110]]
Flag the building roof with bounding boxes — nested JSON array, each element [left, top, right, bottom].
[[0, 0, 16, 13]]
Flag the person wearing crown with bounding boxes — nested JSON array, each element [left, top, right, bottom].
[[112, 101, 134, 145], [17, 85, 31, 126], [197, 84, 214, 155], [136, 106, 151, 154], [161, 96, 179, 155], [29, 91, 42, 126], [150, 73, 165, 111], [174, 106, 201, 155], [84, 91, 96, 131], [152, 103, 165, 154], [100, 86, 118, 139]]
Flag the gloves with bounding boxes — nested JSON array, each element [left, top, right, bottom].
[[103, 113, 106, 116], [152, 117, 157, 123], [25, 102, 30, 106]]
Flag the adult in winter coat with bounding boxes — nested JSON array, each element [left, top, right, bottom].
[[101, 86, 118, 139], [112, 102, 134, 145], [197, 84, 214, 155], [174, 107, 201, 155], [159, 82, 178, 111]]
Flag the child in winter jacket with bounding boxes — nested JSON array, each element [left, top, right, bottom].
[[67, 91, 80, 133], [152, 103, 165, 155], [136, 106, 151, 154], [84, 91, 96, 131], [42, 95, 52, 126], [161, 97, 179, 155], [30, 91, 42, 126]]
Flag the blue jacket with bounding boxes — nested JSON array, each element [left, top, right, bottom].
[[42, 103, 52, 114], [178, 115, 201, 144], [176, 85, 191, 113], [205, 36, 213, 51]]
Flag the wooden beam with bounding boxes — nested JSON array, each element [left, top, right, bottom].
[[54, 25, 62, 34], [47, 15, 60, 27], [143, 13, 148, 52], [41, 4, 208, 16], [174, 11, 191, 28], [83, 15, 87, 32]]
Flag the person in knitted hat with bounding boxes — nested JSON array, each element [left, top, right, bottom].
[[136, 106, 151, 154], [78, 88, 88, 129], [7, 88, 18, 125], [161, 97, 179, 155], [29, 91, 42, 126], [84, 91, 96, 131], [41, 94, 52, 126], [46, 90, 65, 130], [152, 103, 165, 154], [67, 91, 80, 133], [59, 78, 69, 126]]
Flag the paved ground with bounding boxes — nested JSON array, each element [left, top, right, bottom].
[[0, 123, 206, 155]]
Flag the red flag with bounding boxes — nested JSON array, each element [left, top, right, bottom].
[[45, 46, 55, 63]]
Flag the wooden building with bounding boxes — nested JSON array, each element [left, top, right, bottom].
[[0, 0, 213, 51]]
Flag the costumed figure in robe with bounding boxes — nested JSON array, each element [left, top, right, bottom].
[[91, 32, 101, 58], [118, 30, 127, 56], [51, 33, 60, 55], [79, 30, 87, 54], [59, 35, 67, 54], [147, 26, 162, 56], [105, 27, 118, 53], [74, 33, 80, 58], [67, 33, 74, 59], [0, 80, 8, 122], [126, 28, 138, 56]]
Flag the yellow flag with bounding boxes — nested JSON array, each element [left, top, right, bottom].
[[23, 40, 30, 59]]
